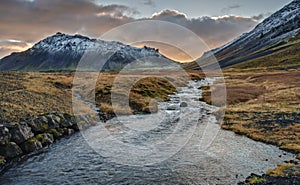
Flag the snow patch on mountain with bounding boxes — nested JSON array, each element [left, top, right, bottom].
[[31, 32, 161, 59], [211, 0, 300, 56], [0, 32, 167, 71]]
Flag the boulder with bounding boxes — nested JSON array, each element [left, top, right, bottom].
[[35, 133, 54, 146], [47, 129, 63, 139], [71, 123, 80, 131], [58, 113, 75, 128], [0, 142, 22, 159], [7, 122, 34, 144], [28, 116, 49, 134], [20, 138, 43, 153], [63, 128, 75, 136], [46, 114, 60, 129], [0, 125, 11, 145], [57, 128, 65, 135]]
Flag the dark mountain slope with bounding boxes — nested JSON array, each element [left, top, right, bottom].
[[184, 0, 300, 70], [0, 33, 173, 72]]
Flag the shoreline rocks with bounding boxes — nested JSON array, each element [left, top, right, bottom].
[[238, 172, 300, 185], [0, 112, 95, 173]]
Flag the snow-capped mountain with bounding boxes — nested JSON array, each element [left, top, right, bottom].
[[197, 0, 300, 68], [0, 32, 170, 72]]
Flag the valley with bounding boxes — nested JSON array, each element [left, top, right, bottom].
[[0, 0, 300, 184], [0, 75, 294, 185]]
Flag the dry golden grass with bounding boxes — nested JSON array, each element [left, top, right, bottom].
[[199, 69, 300, 179], [203, 69, 300, 154], [266, 163, 300, 177], [0, 70, 204, 122], [0, 72, 73, 122], [93, 70, 203, 118]]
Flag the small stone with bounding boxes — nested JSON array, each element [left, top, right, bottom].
[[0, 125, 11, 145], [0, 155, 5, 165], [64, 128, 75, 136], [180, 102, 188, 107]]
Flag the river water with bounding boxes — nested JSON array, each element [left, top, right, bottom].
[[0, 80, 294, 185]]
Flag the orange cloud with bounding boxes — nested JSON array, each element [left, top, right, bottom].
[[0, 40, 32, 58]]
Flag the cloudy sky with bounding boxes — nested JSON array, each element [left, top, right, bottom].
[[0, 0, 293, 61]]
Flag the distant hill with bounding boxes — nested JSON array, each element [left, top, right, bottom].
[[0, 33, 175, 72], [184, 0, 300, 70]]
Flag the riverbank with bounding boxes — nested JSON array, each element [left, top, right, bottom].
[[0, 79, 294, 185], [202, 69, 300, 154], [201, 69, 300, 184], [0, 70, 205, 174], [238, 161, 300, 184], [0, 112, 98, 173]]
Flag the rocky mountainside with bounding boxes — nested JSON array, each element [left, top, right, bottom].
[[0, 33, 172, 72], [185, 0, 300, 69]]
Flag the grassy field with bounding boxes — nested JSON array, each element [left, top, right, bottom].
[[0, 70, 204, 122], [203, 69, 300, 155], [0, 72, 73, 122]]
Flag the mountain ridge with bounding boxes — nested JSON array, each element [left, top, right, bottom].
[[184, 0, 300, 70], [0, 32, 169, 72]]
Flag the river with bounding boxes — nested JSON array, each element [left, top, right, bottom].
[[0, 80, 294, 185]]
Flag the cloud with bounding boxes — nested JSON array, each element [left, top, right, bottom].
[[251, 13, 272, 21], [151, 9, 187, 19], [96, 4, 140, 18], [147, 10, 258, 48], [221, 4, 241, 14], [0, 40, 32, 57], [143, 0, 155, 7], [0, 40, 31, 48], [0, 0, 137, 42], [150, 10, 188, 25], [0, 0, 260, 61]]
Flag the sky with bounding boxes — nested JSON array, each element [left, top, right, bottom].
[[0, 0, 293, 61]]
